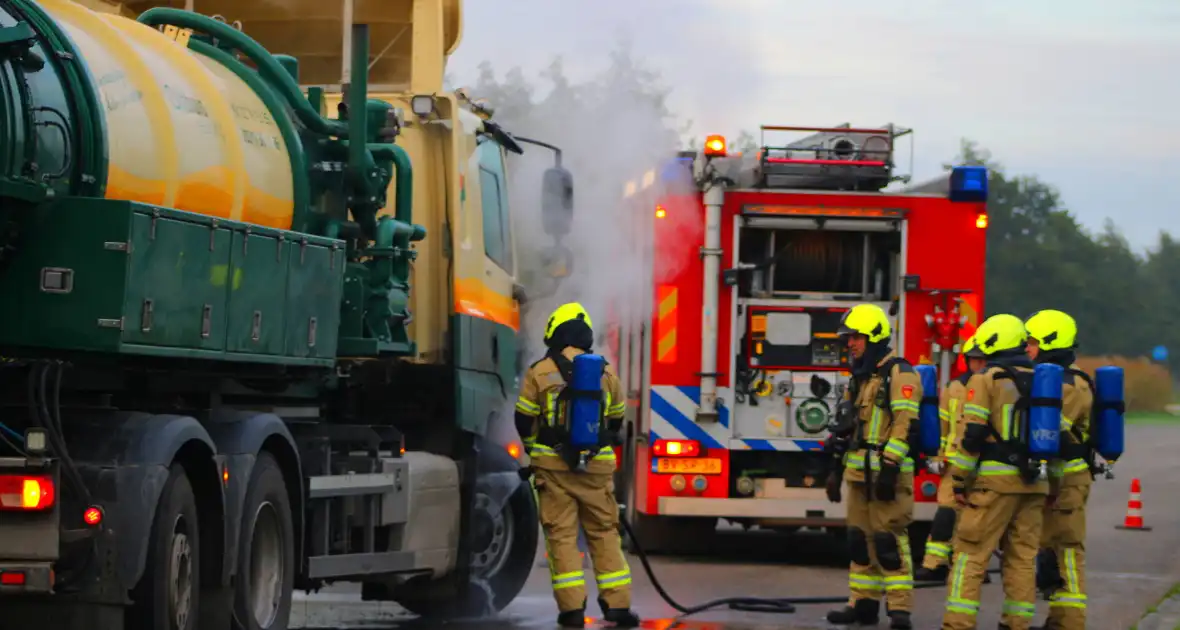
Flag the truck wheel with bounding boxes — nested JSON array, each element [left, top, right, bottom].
[[469, 479, 538, 612], [130, 464, 201, 630], [397, 474, 539, 617], [233, 452, 295, 630]]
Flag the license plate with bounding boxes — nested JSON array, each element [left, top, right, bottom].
[[654, 458, 722, 475]]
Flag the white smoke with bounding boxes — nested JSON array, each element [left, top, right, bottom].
[[464, 44, 694, 364]]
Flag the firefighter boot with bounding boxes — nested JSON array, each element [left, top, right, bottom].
[[826, 599, 880, 625], [598, 597, 640, 627], [557, 609, 585, 628], [914, 565, 949, 582], [888, 610, 913, 629]]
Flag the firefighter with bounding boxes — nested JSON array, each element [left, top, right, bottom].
[[1025, 309, 1092, 629], [915, 336, 990, 582], [824, 303, 921, 630], [514, 302, 640, 629], [941, 313, 1048, 630]]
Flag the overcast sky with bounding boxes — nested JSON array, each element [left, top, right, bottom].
[[447, 0, 1180, 251]]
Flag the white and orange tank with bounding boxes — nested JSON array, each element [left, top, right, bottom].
[[38, 0, 296, 229]]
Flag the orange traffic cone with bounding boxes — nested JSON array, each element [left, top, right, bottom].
[[1115, 478, 1153, 531]]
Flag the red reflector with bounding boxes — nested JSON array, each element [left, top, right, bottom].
[[652, 439, 701, 457], [0, 475, 55, 510], [83, 506, 103, 526], [0, 572, 26, 586]]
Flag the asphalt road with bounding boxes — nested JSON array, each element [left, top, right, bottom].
[[290, 423, 1179, 630]]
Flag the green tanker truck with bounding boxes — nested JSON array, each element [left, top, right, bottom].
[[0, 0, 573, 628]]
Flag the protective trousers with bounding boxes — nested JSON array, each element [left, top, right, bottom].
[[943, 489, 1044, 630], [921, 472, 960, 571], [845, 481, 915, 611], [1040, 484, 1089, 628], [534, 468, 633, 613]]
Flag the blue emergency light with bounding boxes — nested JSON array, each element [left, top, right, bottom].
[[949, 165, 989, 203], [660, 156, 694, 185]]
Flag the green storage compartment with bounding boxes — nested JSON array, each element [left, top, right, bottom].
[[121, 210, 232, 352], [0, 197, 344, 367], [285, 237, 344, 359], [224, 229, 289, 356], [0, 198, 132, 352]]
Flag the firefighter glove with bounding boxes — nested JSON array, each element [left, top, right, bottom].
[[606, 418, 624, 446], [825, 471, 842, 503], [952, 480, 968, 505], [875, 462, 899, 501]]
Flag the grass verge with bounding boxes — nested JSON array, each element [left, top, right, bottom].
[[1130, 581, 1180, 630], [1127, 412, 1180, 425]]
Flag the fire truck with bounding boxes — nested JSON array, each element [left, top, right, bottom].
[[604, 125, 989, 556]]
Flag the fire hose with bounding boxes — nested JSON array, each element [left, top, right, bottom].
[[616, 510, 1002, 618]]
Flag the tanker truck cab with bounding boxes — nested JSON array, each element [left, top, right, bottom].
[[0, 0, 571, 628], [314, 87, 575, 436]]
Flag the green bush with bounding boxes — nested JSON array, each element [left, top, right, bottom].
[[1075, 355, 1173, 413]]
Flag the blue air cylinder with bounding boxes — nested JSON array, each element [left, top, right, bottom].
[[914, 364, 941, 456], [1094, 366, 1126, 462], [1028, 362, 1064, 459], [568, 354, 606, 449]]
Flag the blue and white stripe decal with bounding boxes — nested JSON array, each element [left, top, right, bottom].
[[648, 386, 729, 449], [731, 438, 826, 452], [648, 386, 826, 453]]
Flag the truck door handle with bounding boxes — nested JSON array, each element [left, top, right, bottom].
[[492, 335, 499, 362]]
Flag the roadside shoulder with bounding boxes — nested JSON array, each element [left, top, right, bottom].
[[1133, 582, 1180, 630]]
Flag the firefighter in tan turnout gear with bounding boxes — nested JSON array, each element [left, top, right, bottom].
[[514, 302, 640, 629], [915, 336, 989, 582], [1025, 309, 1092, 629], [941, 314, 1048, 630], [824, 303, 921, 630]]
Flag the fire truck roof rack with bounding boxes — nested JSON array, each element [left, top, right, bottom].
[[752, 123, 912, 192]]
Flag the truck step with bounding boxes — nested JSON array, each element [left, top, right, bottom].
[[306, 551, 416, 579]]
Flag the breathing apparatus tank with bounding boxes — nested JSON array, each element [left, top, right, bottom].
[[1093, 366, 1126, 463], [1027, 362, 1064, 459], [568, 353, 606, 451], [914, 364, 941, 456]]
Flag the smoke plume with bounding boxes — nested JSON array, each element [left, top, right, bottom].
[[465, 43, 692, 364]]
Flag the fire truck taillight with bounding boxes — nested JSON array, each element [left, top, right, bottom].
[[975, 213, 989, 229], [0, 475, 55, 511], [652, 439, 701, 457], [703, 135, 727, 157], [655, 204, 667, 219]]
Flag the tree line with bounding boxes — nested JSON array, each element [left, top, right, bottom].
[[950, 141, 1169, 363]]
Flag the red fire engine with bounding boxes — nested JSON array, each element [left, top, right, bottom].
[[603, 124, 989, 554]]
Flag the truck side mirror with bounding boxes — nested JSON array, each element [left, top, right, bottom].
[[541, 167, 574, 237]]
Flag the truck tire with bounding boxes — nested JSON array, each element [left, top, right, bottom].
[[396, 473, 539, 618], [129, 463, 201, 630], [470, 476, 538, 612], [233, 452, 295, 630]]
